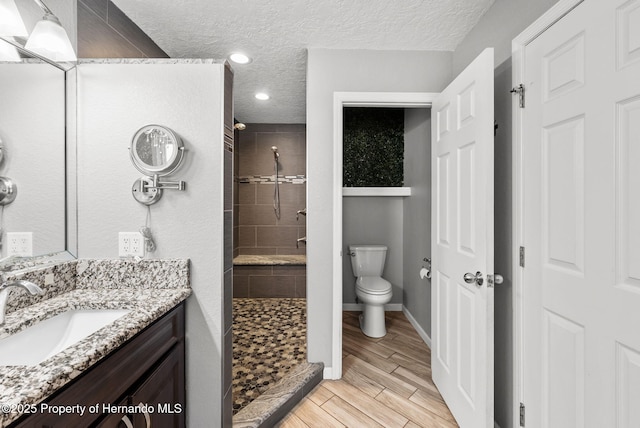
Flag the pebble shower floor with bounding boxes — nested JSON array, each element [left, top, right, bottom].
[[232, 298, 306, 414]]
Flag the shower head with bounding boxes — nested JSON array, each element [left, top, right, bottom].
[[271, 146, 279, 158]]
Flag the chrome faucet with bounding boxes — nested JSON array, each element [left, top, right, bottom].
[[296, 236, 307, 248], [0, 280, 44, 325]]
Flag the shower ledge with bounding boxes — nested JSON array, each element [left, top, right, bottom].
[[342, 187, 411, 197], [233, 255, 306, 266]]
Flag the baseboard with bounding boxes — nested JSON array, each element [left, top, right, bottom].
[[322, 366, 339, 379], [342, 303, 403, 311], [402, 306, 432, 349]]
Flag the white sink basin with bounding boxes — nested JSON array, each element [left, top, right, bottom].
[[0, 309, 129, 366]]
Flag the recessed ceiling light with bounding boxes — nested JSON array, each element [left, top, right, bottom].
[[229, 52, 251, 64], [255, 93, 270, 101]]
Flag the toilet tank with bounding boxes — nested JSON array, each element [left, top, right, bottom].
[[349, 245, 387, 277]]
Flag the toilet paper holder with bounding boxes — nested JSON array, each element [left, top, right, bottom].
[[421, 258, 431, 280]]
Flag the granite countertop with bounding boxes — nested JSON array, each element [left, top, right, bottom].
[[0, 286, 191, 427], [233, 254, 306, 266]]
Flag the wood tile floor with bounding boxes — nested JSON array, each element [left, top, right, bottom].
[[277, 311, 458, 428]]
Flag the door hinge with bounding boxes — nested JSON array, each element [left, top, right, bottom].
[[520, 402, 526, 426], [519, 246, 525, 268], [511, 84, 525, 108]]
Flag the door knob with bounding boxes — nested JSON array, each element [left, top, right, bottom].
[[487, 274, 504, 287], [463, 271, 484, 287]]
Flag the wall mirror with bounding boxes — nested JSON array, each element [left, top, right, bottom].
[[130, 125, 184, 176], [130, 125, 186, 206], [0, 37, 76, 263]]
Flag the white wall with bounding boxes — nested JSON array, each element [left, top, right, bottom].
[[0, 62, 66, 256], [307, 48, 452, 372], [402, 108, 432, 334], [453, 1, 559, 426], [76, 61, 225, 426], [342, 197, 404, 304]]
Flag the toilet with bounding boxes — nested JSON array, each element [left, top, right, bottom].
[[349, 245, 393, 338]]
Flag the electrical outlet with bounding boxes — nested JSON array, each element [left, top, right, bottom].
[[7, 232, 33, 257], [119, 232, 144, 257]]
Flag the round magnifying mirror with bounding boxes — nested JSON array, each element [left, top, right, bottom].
[[130, 125, 184, 176]]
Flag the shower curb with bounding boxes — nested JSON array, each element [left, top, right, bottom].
[[232, 361, 324, 427]]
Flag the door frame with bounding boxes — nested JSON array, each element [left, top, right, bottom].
[[511, 0, 584, 426], [329, 91, 439, 379]]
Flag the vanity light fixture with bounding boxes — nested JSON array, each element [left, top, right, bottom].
[[0, 0, 28, 37], [229, 52, 252, 64], [25, 0, 76, 62], [255, 92, 270, 101]]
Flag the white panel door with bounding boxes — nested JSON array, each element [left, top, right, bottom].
[[431, 48, 494, 428], [523, 0, 640, 426]]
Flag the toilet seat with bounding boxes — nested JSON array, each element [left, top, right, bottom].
[[356, 277, 392, 295]]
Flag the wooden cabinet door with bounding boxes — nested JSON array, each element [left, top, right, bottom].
[[93, 399, 132, 428], [130, 342, 185, 428]]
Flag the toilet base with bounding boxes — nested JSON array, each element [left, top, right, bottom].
[[359, 305, 387, 338]]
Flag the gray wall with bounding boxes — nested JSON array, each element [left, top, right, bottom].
[[453, 0, 560, 74], [78, 0, 168, 58], [342, 197, 404, 304], [307, 48, 452, 372], [76, 61, 226, 426], [453, 1, 559, 426], [402, 108, 432, 334]]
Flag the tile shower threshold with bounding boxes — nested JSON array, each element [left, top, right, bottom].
[[232, 362, 323, 428]]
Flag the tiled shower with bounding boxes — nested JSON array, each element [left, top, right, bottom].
[[233, 124, 307, 298], [231, 124, 308, 417]]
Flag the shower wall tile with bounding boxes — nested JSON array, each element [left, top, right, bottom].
[[295, 277, 307, 298], [257, 132, 305, 157], [277, 247, 306, 256], [238, 226, 256, 248], [256, 226, 300, 249], [256, 183, 305, 205], [223, 386, 233, 428], [233, 275, 249, 297], [234, 124, 306, 257], [238, 205, 277, 226], [237, 247, 278, 256], [233, 227, 239, 259], [224, 269, 233, 333], [273, 266, 306, 276], [244, 123, 306, 133], [224, 211, 233, 272], [232, 264, 306, 298], [238, 184, 256, 204], [234, 265, 272, 276], [81, 0, 107, 19], [274, 205, 306, 226], [224, 151, 233, 211], [250, 276, 296, 298]]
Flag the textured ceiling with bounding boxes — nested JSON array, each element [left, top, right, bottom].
[[111, 0, 495, 124]]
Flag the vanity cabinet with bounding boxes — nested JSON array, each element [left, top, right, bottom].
[[11, 303, 185, 428]]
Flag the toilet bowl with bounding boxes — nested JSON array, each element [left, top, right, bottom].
[[349, 245, 393, 338]]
